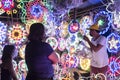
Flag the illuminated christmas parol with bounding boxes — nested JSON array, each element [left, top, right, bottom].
[[80, 57, 90, 71], [61, 54, 79, 68], [0, 21, 7, 44], [107, 33, 120, 53], [112, 12, 120, 32], [94, 11, 111, 34], [8, 24, 28, 45], [57, 21, 69, 38], [68, 20, 80, 34], [57, 38, 66, 51], [26, 0, 46, 22], [107, 56, 120, 77], [44, 21, 57, 37], [0, 0, 14, 11], [46, 37, 58, 50]]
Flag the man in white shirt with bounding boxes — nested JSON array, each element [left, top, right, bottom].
[[83, 24, 108, 75]]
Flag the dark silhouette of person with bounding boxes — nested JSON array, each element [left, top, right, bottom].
[[25, 23, 59, 80], [1, 45, 18, 80]]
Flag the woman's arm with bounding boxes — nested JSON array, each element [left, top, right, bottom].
[[48, 52, 59, 64]]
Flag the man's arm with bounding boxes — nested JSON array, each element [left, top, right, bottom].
[[83, 36, 103, 52]]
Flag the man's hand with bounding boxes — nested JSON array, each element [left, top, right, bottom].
[[83, 36, 90, 42]]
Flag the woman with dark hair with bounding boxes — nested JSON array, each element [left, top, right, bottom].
[[1, 45, 18, 80], [25, 23, 59, 80]]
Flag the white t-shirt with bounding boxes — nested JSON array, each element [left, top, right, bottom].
[[91, 36, 108, 68]]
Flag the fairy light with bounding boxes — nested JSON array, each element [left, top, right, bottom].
[[13, 9, 17, 14], [80, 15, 93, 35], [6, 10, 11, 15], [44, 21, 57, 37]]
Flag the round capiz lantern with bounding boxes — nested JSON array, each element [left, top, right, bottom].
[[68, 20, 80, 33]]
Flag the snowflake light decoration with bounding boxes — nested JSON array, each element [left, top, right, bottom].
[[107, 56, 120, 77], [80, 15, 93, 35], [26, 0, 46, 22], [44, 21, 57, 37], [68, 20, 80, 34], [94, 11, 111, 34], [46, 37, 58, 50], [112, 12, 120, 32], [61, 54, 79, 68], [66, 34, 80, 54], [57, 21, 69, 38], [0, 21, 7, 44], [107, 33, 120, 53], [8, 24, 28, 45], [57, 38, 66, 51], [0, 0, 14, 11]]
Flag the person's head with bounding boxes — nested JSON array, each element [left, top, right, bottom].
[[28, 23, 45, 41], [2, 45, 15, 61], [88, 24, 100, 37]]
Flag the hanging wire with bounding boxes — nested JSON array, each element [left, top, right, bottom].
[[73, 8, 76, 21]]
